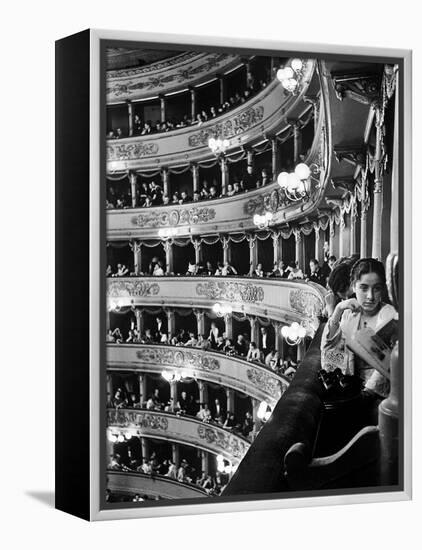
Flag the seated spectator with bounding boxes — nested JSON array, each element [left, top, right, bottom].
[[253, 263, 264, 277], [115, 128, 123, 139], [149, 181, 163, 205], [287, 261, 304, 280], [165, 461, 177, 479], [225, 183, 235, 197], [233, 181, 243, 194], [112, 388, 127, 409], [106, 264, 113, 277], [197, 403, 212, 422], [265, 349, 280, 371], [208, 185, 219, 199], [126, 329, 136, 343], [247, 341, 263, 362], [306, 259, 326, 285], [177, 391, 189, 414], [214, 262, 224, 276], [242, 411, 254, 437], [164, 397, 175, 413], [186, 261, 197, 276], [209, 106, 217, 118], [153, 260, 165, 276], [171, 192, 179, 204], [111, 328, 123, 343], [204, 261, 214, 276], [215, 335, 225, 351], [223, 412, 236, 429], [184, 332, 198, 347], [222, 261, 238, 276], [162, 194, 170, 205], [234, 334, 247, 356], [179, 190, 192, 204], [140, 458, 152, 475], [193, 191, 200, 202], [177, 459, 189, 482], [199, 181, 210, 199], [106, 329, 115, 343], [257, 168, 271, 188], [133, 114, 142, 135], [223, 338, 235, 355]]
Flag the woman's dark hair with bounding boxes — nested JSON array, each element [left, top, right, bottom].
[[350, 258, 386, 286], [328, 262, 352, 295]]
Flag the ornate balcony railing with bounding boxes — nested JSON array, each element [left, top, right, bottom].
[[107, 409, 250, 464], [106, 62, 316, 173], [107, 470, 208, 500], [107, 343, 289, 407], [106, 52, 241, 104], [106, 276, 326, 337]]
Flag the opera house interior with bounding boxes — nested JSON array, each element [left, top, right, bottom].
[[104, 45, 400, 505]]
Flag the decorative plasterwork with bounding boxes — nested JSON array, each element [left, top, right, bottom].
[[331, 176, 357, 193], [334, 145, 366, 167], [197, 424, 249, 460], [106, 52, 198, 79], [331, 72, 382, 105], [107, 142, 159, 162], [188, 106, 264, 147], [132, 207, 216, 228], [196, 281, 264, 303], [107, 409, 169, 431], [107, 281, 160, 298], [289, 289, 324, 319], [106, 52, 239, 102], [246, 368, 284, 399], [136, 348, 220, 372]]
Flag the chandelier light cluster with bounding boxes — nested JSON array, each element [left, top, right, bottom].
[[107, 429, 138, 443], [253, 211, 273, 229], [257, 401, 272, 422], [276, 58, 305, 94], [208, 137, 230, 155], [277, 162, 320, 202], [161, 370, 190, 382], [281, 322, 307, 346], [216, 454, 236, 475], [212, 302, 233, 317]]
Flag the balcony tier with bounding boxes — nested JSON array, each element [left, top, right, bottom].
[[106, 52, 241, 104], [107, 471, 207, 499], [107, 409, 250, 464], [107, 276, 326, 336], [107, 343, 289, 407], [106, 62, 316, 172]]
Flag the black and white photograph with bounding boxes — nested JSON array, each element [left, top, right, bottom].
[[102, 39, 405, 510]]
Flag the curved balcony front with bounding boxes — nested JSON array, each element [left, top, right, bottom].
[[107, 471, 207, 499], [106, 276, 326, 336], [106, 62, 316, 173], [107, 409, 250, 464], [106, 52, 241, 104], [107, 343, 289, 407]]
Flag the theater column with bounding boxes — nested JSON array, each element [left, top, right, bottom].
[[161, 167, 169, 198], [294, 229, 304, 271], [222, 236, 230, 264], [193, 239, 202, 265], [339, 210, 351, 258], [166, 309, 176, 337], [252, 398, 260, 438], [314, 223, 324, 263], [141, 438, 149, 461], [106, 373, 113, 406], [371, 104, 384, 260], [201, 451, 209, 475], [220, 156, 229, 195], [131, 240, 142, 275], [198, 380, 208, 405], [170, 380, 178, 406], [194, 310, 205, 338], [216, 73, 225, 105], [163, 241, 173, 274], [248, 235, 257, 275], [350, 200, 357, 255], [135, 308, 144, 338], [289, 120, 302, 163], [189, 86, 196, 121], [249, 316, 260, 345], [273, 322, 284, 359], [191, 163, 199, 194], [271, 137, 279, 178], [226, 388, 235, 414], [297, 339, 306, 362], [159, 94, 166, 124], [272, 231, 280, 265], [172, 444, 180, 466], [224, 313, 233, 339], [138, 373, 147, 407], [127, 100, 133, 137], [329, 216, 335, 256], [129, 172, 137, 208]]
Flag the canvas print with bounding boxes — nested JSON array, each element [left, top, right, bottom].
[[103, 42, 401, 508]]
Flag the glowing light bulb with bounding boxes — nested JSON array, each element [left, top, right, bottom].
[[295, 163, 311, 180]]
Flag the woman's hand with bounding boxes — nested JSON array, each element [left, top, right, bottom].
[[331, 298, 361, 324]]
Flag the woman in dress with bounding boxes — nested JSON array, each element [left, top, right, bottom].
[[321, 258, 398, 412]]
